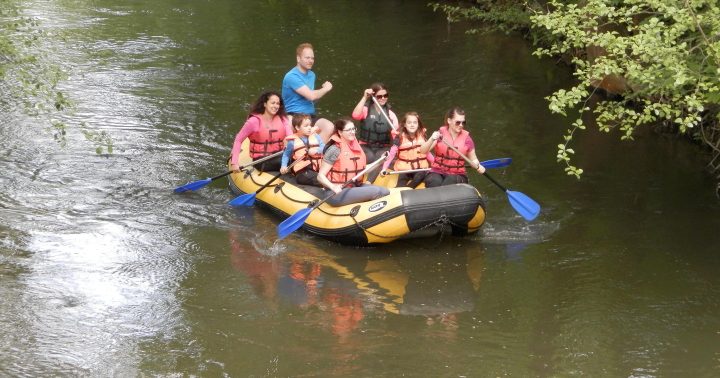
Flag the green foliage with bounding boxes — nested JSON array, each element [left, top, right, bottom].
[[532, 0, 720, 178], [1, 3, 66, 117], [1, 0, 113, 154], [81, 122, 113, 155], [432, 0, 720, 181], [1, 10, 59, 107], [429, 0, 538, 35]]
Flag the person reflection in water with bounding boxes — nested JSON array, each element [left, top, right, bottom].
[[323, 289, 364, 340], [229, 233, 365, 340], [279, 260, 323, 308], [425, 313, 459, 335], [228, 230, 280, 305]]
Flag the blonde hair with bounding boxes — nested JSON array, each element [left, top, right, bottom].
[[296, 43, 313, 56]]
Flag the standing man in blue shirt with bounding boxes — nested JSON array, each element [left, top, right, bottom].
[[282, 43, 335, 142]]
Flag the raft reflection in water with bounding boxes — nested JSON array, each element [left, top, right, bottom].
[[229, 232, 484, 339]]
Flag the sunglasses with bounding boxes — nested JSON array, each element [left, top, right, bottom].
[[375, 94, 389, 99], [342, 127, 357, 132], [453, 121, 467, 126]]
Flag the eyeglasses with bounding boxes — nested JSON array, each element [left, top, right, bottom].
[[342, 127, 356, 132], [453, 121, 467, 126], [375, 94, 389, 99]]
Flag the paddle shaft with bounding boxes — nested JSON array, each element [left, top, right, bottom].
[[313, 152, 388, 208], [236, 149, 285, 170], [220, 148, 287, 179], [385, 158, 512, 176], [438, 137, 481, 170], [174, 148, 289, 193], [370, 96, 397, 131], [209, 171, 233, 181], [440, 138, 541, 221], [253, 158, 303, 195], [385, 168, 430, 175], [440, 138, 507, 191], [481, 171, 507, 192]]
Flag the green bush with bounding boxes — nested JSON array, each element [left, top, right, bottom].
[[432, 0, 720, 185]]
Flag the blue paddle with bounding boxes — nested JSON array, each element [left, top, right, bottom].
[[439, 138, 540, 221], [277, 153, 388, 239], [229, 158, 304, 207], [174, 150, 284, 193], [482, 172, 540, 221], [174, 170, 233, 193], [481, 157, 512, 169]]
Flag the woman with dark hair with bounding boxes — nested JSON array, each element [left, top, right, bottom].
[[316, 118, 390, 207], [419, 107, 486, 188], [351, 83, 399, 181], [380, 112, 434, 188], [230, 91, 293, 172]]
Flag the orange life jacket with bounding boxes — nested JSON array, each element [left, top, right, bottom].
[[327, 135, 367, 184], [394, 133, 430, 171], [248, 114, 288, 159], [431, 126, 469, 175], [285, 134, 323, 174]]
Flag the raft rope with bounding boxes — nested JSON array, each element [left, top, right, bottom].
[[244, 169, 314, 204], [242, 169, 475, 239], [351, 213, 470, 240]]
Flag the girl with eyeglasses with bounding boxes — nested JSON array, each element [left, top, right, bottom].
[[419, 107, 486, 188], [316, 118, 390, 206], [380, 112, 434, 188], [351, 83, 399, 181]]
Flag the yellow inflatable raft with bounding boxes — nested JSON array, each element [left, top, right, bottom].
[[228, 145, 486, 245]]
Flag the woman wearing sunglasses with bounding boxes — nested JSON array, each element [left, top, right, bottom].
[[316, 118, 390, 206], [351, 83, 399, 181], [419, 106, 486, 188]]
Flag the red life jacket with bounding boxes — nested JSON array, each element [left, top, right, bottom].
[[327, 135, 367, 184], [431, 126, 470, 175], [285, 134, 323, 174], [248, 114, 288, 159], [394, 133, 430, 171]]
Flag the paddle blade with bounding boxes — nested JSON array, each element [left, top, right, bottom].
[[506, 190, 541, 221], [277, 208, 313, 239], [174, 178, 212, 193], [229, 193, 256, 207], [481, 157, 512, 169]]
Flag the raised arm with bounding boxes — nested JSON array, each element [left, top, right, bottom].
[[419, 131, 440, 155], [352, 89, 373, 120], [310, 134, 325, 155], [295, 81, 333, 102], [388, 110, 400, 130]]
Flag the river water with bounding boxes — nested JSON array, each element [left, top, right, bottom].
[[2, 0, 719, 376]]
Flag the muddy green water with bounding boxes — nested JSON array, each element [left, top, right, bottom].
[[1, 0, 719, 376]]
